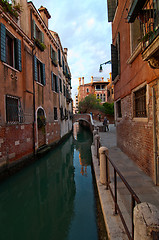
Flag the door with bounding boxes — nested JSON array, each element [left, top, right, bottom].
[[37, 108, 46, 148]]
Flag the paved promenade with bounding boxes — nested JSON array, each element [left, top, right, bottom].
[[91, 123, 159, 239]]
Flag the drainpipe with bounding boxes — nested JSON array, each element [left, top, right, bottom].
[[31, 9, 36, 157], [152, 86, 158, 185]]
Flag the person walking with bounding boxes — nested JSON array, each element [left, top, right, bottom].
[[103, 117, 109, 132]]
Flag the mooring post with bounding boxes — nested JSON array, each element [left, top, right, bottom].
[[134, 202, 159, 240], [99, 147, 109, 185]]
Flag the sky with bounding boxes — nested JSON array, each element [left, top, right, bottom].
[[31, 0, 112, 100]]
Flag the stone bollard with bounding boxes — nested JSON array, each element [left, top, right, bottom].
[[93, 130, 98, 145], [134, 202, 159, 240], [94, 134, 100, 158], [99, 147, 109, 185]]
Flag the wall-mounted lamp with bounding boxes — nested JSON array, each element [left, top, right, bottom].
[[99, 60, 111, 72]]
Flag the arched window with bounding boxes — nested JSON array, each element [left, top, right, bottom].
[[87, 88, 89, 93]]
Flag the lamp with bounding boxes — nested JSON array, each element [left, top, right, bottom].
[[99, 60, 111, 72]]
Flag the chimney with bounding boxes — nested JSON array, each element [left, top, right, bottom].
[[38, 6, 51, 28], [64, 48, 68, 58], [82, 77, 84, 85], [91, 76, 93, 83], [101, 77, 104, 82], [79, 78, 81, 86]]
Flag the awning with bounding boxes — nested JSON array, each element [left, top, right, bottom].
[[128, 0, 147, 23]]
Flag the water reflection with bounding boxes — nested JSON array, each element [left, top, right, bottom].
[[0, 123, 98, 240], [73, 123, 93, 177], [0, 137, 75, 240]]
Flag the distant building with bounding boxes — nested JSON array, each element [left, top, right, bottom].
[[107, 73, 114, 103], [78, 76, 109, 103]]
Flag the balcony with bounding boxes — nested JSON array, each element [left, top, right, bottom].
[[128, 0, 159, 68]]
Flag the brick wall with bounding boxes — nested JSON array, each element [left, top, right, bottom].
[[116, 93, 154, 179]]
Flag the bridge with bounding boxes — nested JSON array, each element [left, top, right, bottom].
[[73, 114, 94, 131]]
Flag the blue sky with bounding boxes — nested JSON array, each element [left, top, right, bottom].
[[31, 0, 112, 100]]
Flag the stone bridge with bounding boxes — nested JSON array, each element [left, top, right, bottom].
[[73, 114, 94, 131]]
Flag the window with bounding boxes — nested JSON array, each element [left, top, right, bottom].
[[130, 19, 141, 53], [96, 85, 100, 90], [134, 86, 147, 117], [34, 56, 46, 85], [59, 78, 62, 93], [58, 49, 62, 67], [0, 23, 22, 71], [50, 45, 57, 66], [100, 94, 102, 100], [6, 95, 23, 123], [60, 107, 64, 120], [63, 83, 66, 96], [32, 20, 44, 43], [116, 100, 122, 118], [102, 85, 105, 89], [87, 88, 89, 93], [54, 107, 58, 120], [103, 93, 105, 102], [97, 94, 99, 99], [51, 72, 58, 92]]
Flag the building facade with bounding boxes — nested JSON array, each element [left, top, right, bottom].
[[78, 76, 109, 104], [107, 0, 159, 184], [0, 0, 72, 168]]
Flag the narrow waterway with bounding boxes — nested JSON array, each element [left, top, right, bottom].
[[0, 123, 98, 240]]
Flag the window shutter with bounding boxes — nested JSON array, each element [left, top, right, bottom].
[[0, 23, 6, 62], [41, 63, 46, 85], [56, 76, 59, 93], [33, 55, 38, 81], [107, 0, 116, 22], [111, 44, 118, 81], [32, 20, 36, 39], [117, 32, 120, 75], [15, 39, 22, 71], [50, 45, 53, 60], [51, 71, 54, 90], [41, 32, 44, 43]]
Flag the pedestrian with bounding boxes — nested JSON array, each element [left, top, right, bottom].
[[103, 117, 109, 131]]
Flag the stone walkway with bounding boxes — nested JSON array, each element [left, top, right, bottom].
[[91, 123, 159, 239]]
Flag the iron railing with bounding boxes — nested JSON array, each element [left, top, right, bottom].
[[140, 0, 159, 50], [96, 136, 141, 240]]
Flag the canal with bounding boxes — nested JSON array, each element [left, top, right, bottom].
[[0, 123, 99, 240]]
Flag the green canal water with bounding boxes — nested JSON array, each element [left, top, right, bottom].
[[0, 123, 98, 240]]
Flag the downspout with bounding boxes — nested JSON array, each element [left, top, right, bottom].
[[31, 9, 36, 157], [152, 86, 158, 185]]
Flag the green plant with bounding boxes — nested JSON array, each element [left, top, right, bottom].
[[0, 0, 22, 18], [103, 102, 114, 115], [35, 38, 46, 51]]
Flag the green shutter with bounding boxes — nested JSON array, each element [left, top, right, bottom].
[[34, 55, 38, 81], [107, 0, 116, 22], [41, 32, 44, 43], [0, 23, 6, 62], [51, 71, 54, 90], [32, 20, 36, 39], [50, 45, 53, 60], [15, 39, 22, 71], [41, 63, 46, 85], [111, 44, 118, 81], [117, 32, 120, 75], [56, 76, 59, 93]]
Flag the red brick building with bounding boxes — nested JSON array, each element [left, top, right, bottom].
[[107, 0, 159, 184], [78, 76, 109, 103], [0, 1, 72, 169]]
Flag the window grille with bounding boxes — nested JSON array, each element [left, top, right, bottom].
[[54, 107, 58, 120], [116, 100, 122, 118], [6, 95, 24, 123], [134, 86, 147, 117]]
